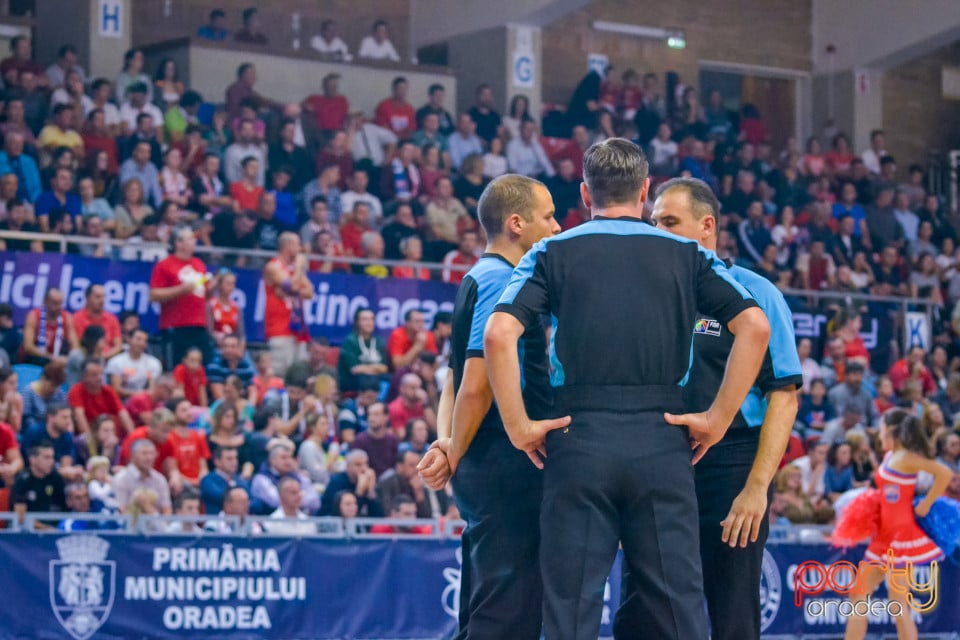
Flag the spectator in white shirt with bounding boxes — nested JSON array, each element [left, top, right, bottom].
[[357, 20, 401, 62], [506, 120, 555, 178], [266, 477, 316, 535], [859, 129, 887, 175], [349, 111, 397, 170], [340, 170, 384, 225], [447, 114, 484, 171], [483, 137, 508, 178], [224, 119, 266, 186], [118, 83, 164, 138], [311, 20, 352, 61], [105, 329, 162, 399], [46, 44, 87, 90], [648, 122, 678, 175]]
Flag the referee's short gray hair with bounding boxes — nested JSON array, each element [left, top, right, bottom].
[[654, 177, 720, 221], [477, 173, 544, 238]]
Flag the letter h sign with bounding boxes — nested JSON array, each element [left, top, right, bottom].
[[99, 0, 123, 38]]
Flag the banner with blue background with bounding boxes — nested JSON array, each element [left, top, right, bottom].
[[0, 534, 957, 639]]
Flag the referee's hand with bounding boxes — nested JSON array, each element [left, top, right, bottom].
[[418, 439, 452, 490], [663, 411, 722, 464], [509, 416, 572, 469]]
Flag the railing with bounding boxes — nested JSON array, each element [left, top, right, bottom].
[[0, 229, 473, 275]]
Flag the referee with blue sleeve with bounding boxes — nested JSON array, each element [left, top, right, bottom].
[[483, 139, 772, 640], [618, 177, 801, 640], [417, 174, 563, 639]]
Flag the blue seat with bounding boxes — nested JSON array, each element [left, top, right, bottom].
[[12, 364, 42, 392]]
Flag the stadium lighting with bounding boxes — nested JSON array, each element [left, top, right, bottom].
[[592, 20, 686, 49]]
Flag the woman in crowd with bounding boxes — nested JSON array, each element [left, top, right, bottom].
[[0, 368, 22, 433], [502, 95, 532, 141], [824, 440, 855, 502], [158, 147, 194, 219], [910, 253, 944, 308], [115, 48, 152, 105], [798, 378, 835, 434], [795, 339, 821, 393], [20, 361, 68, 430], [74, 415, 120, 469], [207, 269, 245, 350], [824, 133, 855, 177], [298, 412, 340, 488], [403, 417, 431, 455], [874, 376, 897, 414], [482, 137, 508, 180], [207, 403, 255, 480], [846, 431, 878, 485], [204, 375, 255, 433], [800, 136, 825, 178], [832, 307, 870, 369], [452, 153, 488, 215], [773, 463, 834, 524], [50, 69, 92, 121], [337, 308, 389, 394], [113, 178, 153, 240], [153, 58, 184, 109], [418, 144, 446, 200], [84, 147, 119, 202], [333, 490, 359, 520], [927, 345, 950, 392], [848, 251, 876, 291], [921, 401, 947, 438]]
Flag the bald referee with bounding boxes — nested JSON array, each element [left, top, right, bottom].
[[484, 139, 771, 640], [616, 177, 801, 640], [418, 174, 563, 639]]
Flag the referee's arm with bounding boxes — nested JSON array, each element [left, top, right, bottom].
[[724, 285, 802, 548], [485, 245, 570, 467], [667, 253, 771, 462]]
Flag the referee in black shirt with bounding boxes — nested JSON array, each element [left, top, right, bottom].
[[615, 177, 803, 640], [418, 174, 563, 639], [484, 139, 771, 640]]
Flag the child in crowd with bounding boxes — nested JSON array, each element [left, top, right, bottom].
[[86, 455, 118, 512], [173, 347, 208, 408]]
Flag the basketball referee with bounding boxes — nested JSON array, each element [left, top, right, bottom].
[[484, 139, 772, 640], [615, 177, 802, 640], [418, 174, 564, 639]]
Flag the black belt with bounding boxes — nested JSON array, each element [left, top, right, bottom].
[[556, 385, 685, 413]]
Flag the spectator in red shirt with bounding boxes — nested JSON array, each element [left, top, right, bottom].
[[149, 227, 217, 370], [340, 202, 373, 257], [302, 73, 349, 135], [252, 352, 284, 408], [167, 397, 211, 487], [393, 236, 431, 280], [68, 359, 135, 437], [0, 36, 44, 88], [229, 156, 265, 212], [832, 307, 870, 369], [173, 347, 209, 407], [387, 373, 436, 435], [0, 420, 23, 505], [21, 287, 78, 367], [119, 405, 176, 470], [375, 77, 416, 138], [125, 375, 176, 427], [316, 131, 354, 190], [71, 284, 123, 360], [441, 230, 480, 285], [888, 346, 936, 396], [387, 309, 438, 370]]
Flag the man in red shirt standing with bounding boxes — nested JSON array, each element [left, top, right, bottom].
[[263, 232, 315, 378], [72, 284, 123, 359], [166, 397, 210, 489], [302, 73, 349, 138], [375, 77, 416, 138], [388, 372, 436, 435], [149, 227, 218, 370], [441, 230, 480, 285], [387, 309, 438, 370], [68, 359, 135, 437]]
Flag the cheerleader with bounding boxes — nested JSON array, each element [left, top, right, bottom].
[[840, 409, 953, 640]]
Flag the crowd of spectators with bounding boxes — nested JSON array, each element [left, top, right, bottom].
[[0, 13, 958, 534]]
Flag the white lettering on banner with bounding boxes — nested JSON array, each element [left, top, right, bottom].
[[162, 606, 271, 630], [152, 545, 281, 572], [254, 280, 454, 331], [124, 577, 307, 602], [1, 261, 52, 309], [791, 311, 878, 349]]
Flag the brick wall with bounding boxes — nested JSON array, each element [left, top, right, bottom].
[[882, 42, 960, 170], [541, 0, 811, 106]]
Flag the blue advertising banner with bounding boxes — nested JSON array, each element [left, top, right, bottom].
[[0, 534, 957, 640], [0, 252, 457, 345]]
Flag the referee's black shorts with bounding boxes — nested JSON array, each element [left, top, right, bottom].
[[451, 427, 543, 640], [546, 386, 707, 640]]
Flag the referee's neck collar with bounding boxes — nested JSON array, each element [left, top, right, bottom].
[[480, 252, 515, 268], [592, 215, 648, 224]]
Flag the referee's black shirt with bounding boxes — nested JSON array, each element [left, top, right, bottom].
[[450, 253, 553, 433], [494, 216, 758, 410]]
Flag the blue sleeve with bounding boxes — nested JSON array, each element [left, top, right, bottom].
[[494, 241, 550, 327], [694, 247, 757, 324], [467, 269, 512, 356], [740, 270, 803, 394], [26, 158, 41, 203]]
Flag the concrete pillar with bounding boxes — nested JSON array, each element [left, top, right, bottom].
[[812, 68, 882, 152], [504, 24, 542, 126], [34, 0, 130, 78], [850, 68, 884, 154], [87, 0, 131, 80]]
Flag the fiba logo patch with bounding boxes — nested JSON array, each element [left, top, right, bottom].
[[693, 318, 722, 336], [759, 548, 781, 632], [441, 546, 462, 619], [49, 535, 116, 640]]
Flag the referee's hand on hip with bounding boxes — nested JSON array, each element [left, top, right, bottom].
[[507, 415, 572, 469], [663, 411, 724, 464]]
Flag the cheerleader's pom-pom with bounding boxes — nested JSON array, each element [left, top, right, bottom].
[[831, 488, 881, 548], [914, 496, 960, 558]]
